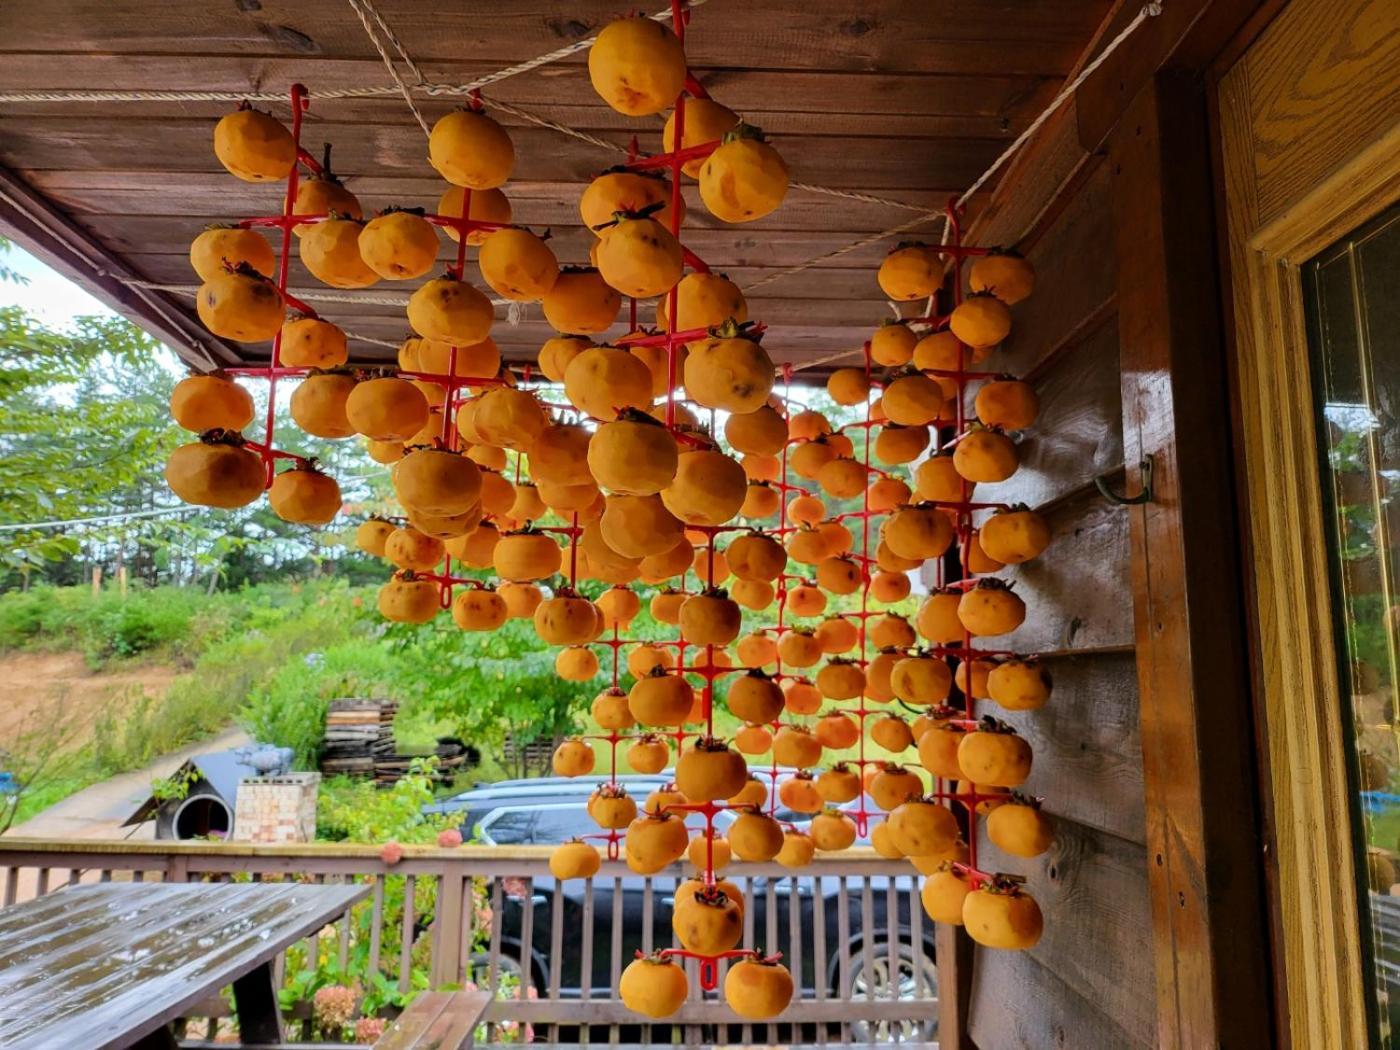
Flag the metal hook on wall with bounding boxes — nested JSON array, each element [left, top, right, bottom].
[[1096, 455, 1154, 506]]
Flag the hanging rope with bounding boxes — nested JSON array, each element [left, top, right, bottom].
[[345, 0, 431, 136], [0, 2, 704, 106], [22, 0, 1162, 375]]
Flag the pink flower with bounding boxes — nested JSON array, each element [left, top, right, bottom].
[[379, 841, 404, 866], [475, 906, 494, 928], [437, 828, 463, 848], [354, 1017, 387, 1042], [312, 985, 356, 1029], [524, 1022, 535, 1043]]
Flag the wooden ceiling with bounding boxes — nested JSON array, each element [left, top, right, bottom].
[[0, 0, 1114, 371]]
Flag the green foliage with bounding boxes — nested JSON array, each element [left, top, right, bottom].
[[0, 308, 181, 571], [317, 762, 455, 845], [150, 765, 198, 803], [240, 645, 379, 769], [381, 615, 587, 775]]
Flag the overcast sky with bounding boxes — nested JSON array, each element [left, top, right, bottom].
[[2, 244, 114, 327]]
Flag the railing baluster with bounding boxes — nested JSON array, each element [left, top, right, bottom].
[[789, 873, 803, 1047], [697, 873, 711, 1047], [399, 873, 416, 994], [99, 869, 112, 884], [813, 870, 828, 1046], [548, 879, 562, 1045], [742, 874, 755, 1046], [887, 875, 899, 1001], [861, 877, 875, 1010], [765, 878, 778, 1045], [3, 867, 16, 906], [608, 875, 622, 1000], [521, 876, 536, 998], [304, 872, 324, 985], [35, 868, 48, 897], [368, 875, 384, 978], [461, 876, 477, 987], [580, 877, 594, 1049], [836, 874, 851, 1045], [337, 874, 350, 972], [487, 876, 503, 994], [909, 873, 927, 1004]]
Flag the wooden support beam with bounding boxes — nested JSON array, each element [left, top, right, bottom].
[[0, 165, 239, 369], [1108, 70, 1274, 1048]]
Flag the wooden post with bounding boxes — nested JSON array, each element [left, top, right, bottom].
[[934, 924, 975, 1049], [1107, 70, 1275, 1048], [118, 564, 129, 598], [433, 869, 465, 987], [90, 565, 102, 596]]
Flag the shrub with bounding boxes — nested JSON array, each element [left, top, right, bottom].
[[241, 642, 402, 769]]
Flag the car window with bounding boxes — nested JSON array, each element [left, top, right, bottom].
[[481, 808, 537, 845], [530, 805, 591, 844]]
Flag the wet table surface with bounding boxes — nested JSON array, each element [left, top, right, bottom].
[[0, 881, 367, 1049]]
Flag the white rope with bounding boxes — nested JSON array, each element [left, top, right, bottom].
[[10, 0, 1160, 377], [960, 2, 1159, 211], [345, 0, 431, 137], [780, 1, 1164, 372], [117, 279, 510, 310], [0, 2, 702, 107]]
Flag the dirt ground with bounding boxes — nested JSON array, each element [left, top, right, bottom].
[[0, 651, 179, 751]]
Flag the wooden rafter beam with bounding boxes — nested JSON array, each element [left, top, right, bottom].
[[0, 166, 240, 369]]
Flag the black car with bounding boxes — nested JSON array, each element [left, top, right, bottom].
[[435, 776, 938, 1043]]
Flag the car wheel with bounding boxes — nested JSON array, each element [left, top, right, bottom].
[[466, 950, 528, 991], [846, 941, 939, 1043]]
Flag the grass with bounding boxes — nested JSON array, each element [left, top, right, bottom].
[[0, 572, 928, 831]]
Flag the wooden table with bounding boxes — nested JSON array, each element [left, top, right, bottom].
[[0, 881, 367, 1049]]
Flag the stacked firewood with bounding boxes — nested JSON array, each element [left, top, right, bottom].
[[319, 698, 397, 776]]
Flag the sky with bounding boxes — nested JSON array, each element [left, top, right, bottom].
[[0, 244, 115, 327]]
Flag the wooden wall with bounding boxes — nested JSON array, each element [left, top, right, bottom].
[[963, 158, 1155, 1048]]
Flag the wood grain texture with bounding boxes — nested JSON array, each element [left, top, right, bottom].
[[967, 944, 1143, 1050], [1217, 1, 1400, 1043], [999, 652, 1145, 845], [995, 487, 1133, 655], [0, 882, 366, 1050], [995, 323, 1124, 510], [1230, 0, 1399, 225], [977, 822, 1155, 1047], [1112, 71, 1273, 1050], [0, 1, 1110, 75], [0, 1, 1115, 370]]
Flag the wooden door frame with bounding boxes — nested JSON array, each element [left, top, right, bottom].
[[1108, 69, 1277, 1049], [1218, 1, 1400, 1044]]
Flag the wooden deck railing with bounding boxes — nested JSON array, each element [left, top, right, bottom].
[[0, 839, 938, 1046]]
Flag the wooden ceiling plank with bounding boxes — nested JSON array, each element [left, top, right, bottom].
[[0, 165, 238, 369], [0, 119, 1002, 190], [0, 1, 1112, 76], [0, 55, 1060, 122], [73, 216, 921, 270]]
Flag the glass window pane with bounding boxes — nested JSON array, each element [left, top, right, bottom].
[[1305, 202, 1400, 1048]]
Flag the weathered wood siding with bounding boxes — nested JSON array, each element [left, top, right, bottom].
[[965, 159, 1153, 1049]]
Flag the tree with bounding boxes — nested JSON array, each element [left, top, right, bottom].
[[0, 293, 388, 590]]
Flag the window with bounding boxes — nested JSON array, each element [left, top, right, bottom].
[[1305, 202, 1400, 1046]]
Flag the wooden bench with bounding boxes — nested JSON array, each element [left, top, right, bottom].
[[374, 990, 491, 1050]]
